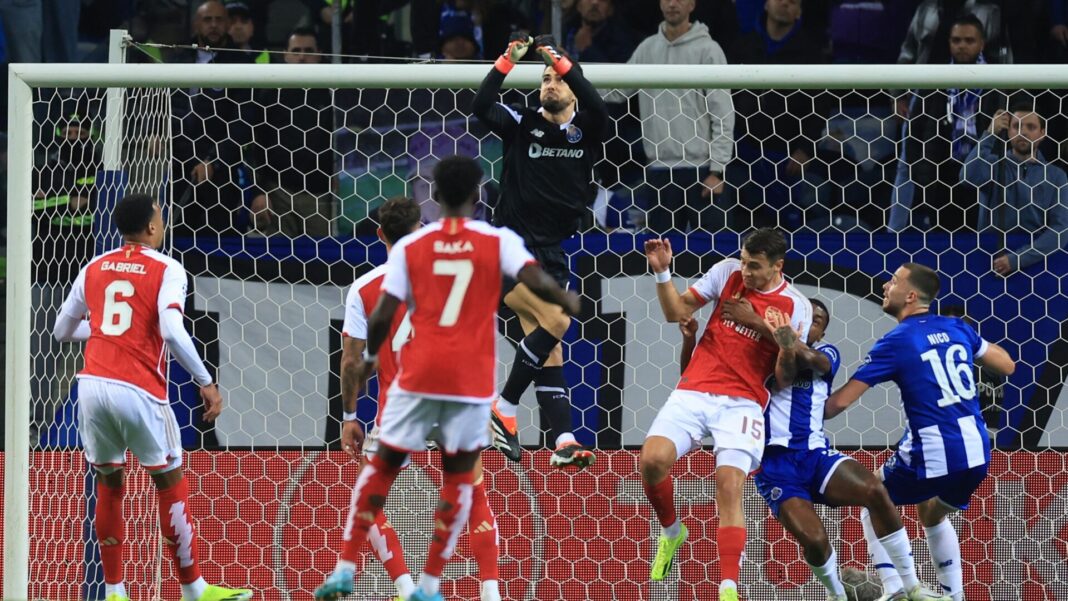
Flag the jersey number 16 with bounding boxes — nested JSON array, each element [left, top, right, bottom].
[[920, 344, 977, 407]]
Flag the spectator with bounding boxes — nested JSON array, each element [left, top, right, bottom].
[[605, 0, 735, 233], [888, 13, 1007, 232], [226, 1, 270, 63], [960, 104, 1068, 274], [1052, 0, 1068, 57], [564, 0, 638, 63], [731, 0, 833, 230], [829, 0, 916, 64], [170, 0, 256, 238], [620, 0, 739, 51], [246, 28, 337, 237], [437, 9, 481, 60], [897, 0, 1008, 65], [0, 0, 80, 63]]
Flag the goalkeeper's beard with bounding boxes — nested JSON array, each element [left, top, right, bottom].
[[541, 98, 572, 115]]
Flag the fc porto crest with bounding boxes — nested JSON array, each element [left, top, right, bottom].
[[565, 124, 583, 144], [770, 487, 783, 501]]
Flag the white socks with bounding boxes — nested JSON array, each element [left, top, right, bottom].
[[554, 432, 577, 447], [925, 519, 964, 601], [481, 579, 502, 601], [809, 549, 846, 596], [495, 398, 518, 418], [181, 577, 207, 601], [394, 573, 416, 599], [105, 582, 127, 598], [419, 573, 441, 597], [861, 508, 920, 593], [662, 519, 682, 539]]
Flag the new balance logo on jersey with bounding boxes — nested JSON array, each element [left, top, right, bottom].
[[531, 128, 545, 138], [434, 240, 474, 254], [100, 261, 147, 275], [528, 142, 584, 159]]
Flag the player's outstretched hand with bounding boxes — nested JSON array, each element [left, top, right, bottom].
[[340, 421, 365, 458], [534, 34, 572, 73], [200, 383, 223, 422], [645, 238, 673, 273], [504, 31, 533, 63], [763, 308, 799, 349], [679, 315, 699, 341]]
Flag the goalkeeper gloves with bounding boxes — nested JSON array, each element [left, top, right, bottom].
[[534, 34, 573, 76], [494, 31, 533, 74]]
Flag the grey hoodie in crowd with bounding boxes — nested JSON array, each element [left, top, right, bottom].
[[606, 20, 735, 173]]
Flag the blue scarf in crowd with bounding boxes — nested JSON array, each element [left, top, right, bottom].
[[946, 53, 987, 161]]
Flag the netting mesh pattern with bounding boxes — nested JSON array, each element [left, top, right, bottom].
[[12, 82, 1068, 599]]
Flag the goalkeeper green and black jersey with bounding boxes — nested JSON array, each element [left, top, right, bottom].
[[472, 66, 609, 248]]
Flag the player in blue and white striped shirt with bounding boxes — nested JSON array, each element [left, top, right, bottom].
[[827, 263, 1016, 601], [714, 299, 945, 601]]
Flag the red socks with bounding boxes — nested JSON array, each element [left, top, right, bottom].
[[718, 526, 746, 583], [96, 481, 125, 586], [157, 477, 201, 584], [368, 512, 410, 581], [643, 475, 678, 528], [468, 479, 499, 581], [341, 454, 402, 564], [424, 470, 475, 578]]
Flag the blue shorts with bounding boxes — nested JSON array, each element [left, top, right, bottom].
[[754, 446, 851, 517], [879, 453, 988, 510]]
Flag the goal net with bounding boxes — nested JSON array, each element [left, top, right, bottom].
[[5, 61, 1067, 601]]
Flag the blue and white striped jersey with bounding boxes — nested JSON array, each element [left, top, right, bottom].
[[852, 313, 991, 479], [766, 342, 841, 450]]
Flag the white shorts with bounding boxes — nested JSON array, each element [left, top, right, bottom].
[[377, 389, 491, 455], [77, 377, 183, 472], [647, 389, 765, 470]]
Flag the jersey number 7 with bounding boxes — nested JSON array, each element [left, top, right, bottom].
[[432, 259, 473, 327]]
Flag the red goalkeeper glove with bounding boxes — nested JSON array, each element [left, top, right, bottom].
[[494, 31, 533, 74], [534, 34, 573, 76]]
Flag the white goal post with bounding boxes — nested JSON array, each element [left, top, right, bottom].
[[6, 61, 1068, 601]]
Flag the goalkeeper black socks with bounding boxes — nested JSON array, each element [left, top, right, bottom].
[[535, 366, 575, 446], [500, 327, 560, 406]]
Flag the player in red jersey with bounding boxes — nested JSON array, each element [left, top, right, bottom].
[[334, 196, 503, 601], [316, 156, 580, 601], [641, 228, 812, 601], [51, 194, 251, 601]]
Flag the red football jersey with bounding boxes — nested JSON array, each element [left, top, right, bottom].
[[381, 217, 535, 403], [342, 263, 410, 423], [61, 244, 188, 401], [678, 258, 812, 408]]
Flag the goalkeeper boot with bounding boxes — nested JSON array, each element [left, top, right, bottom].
[[549, 441, 595, 470], [906, 584, 953, 601], [408, 590, 445, 601], [105, 595, 131, 601], [185, 585, 253, 601], [490, 399, 522, 462], [650, 522, 688, 581], [314, 567, 354, 600]]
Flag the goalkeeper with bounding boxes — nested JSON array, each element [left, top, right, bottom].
[[472, 33, 608, 469]]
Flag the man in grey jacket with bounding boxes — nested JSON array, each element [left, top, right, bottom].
[[606, 0, 735, 234], [960, 104, 1068, 275]]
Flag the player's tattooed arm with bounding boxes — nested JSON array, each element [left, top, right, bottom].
[[362, 292, 404, 389], [340, 336, 366, 416], [678, 316, 699, 373], [720, 298, 774, 339], [765, 308, 799, 390], [824, 379, 871, 420]]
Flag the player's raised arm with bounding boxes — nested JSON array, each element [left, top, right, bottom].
[[976, 340, 1016, 377], [471, 32, 532, 136], [645, 238, 702, 322], [53, 266, 92, 342], [534, 35, 610, 137], [764, 309, 801, 390]]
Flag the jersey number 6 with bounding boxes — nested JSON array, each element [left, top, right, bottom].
[[432, 259, 473, 327], [101, 280, 135, 336]]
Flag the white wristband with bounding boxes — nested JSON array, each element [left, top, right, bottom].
[[364, 354, 377, 364], [654, 270, 671, 284], [342, 411, 358, 422]]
